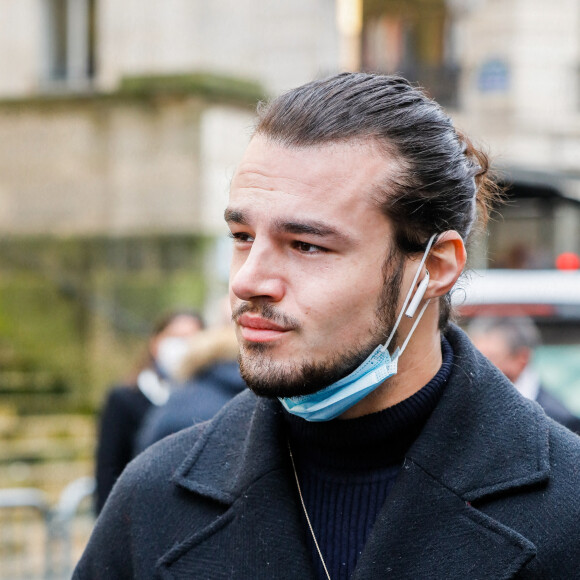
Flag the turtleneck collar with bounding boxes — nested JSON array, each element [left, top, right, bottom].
[[283, 336, 453, 471]]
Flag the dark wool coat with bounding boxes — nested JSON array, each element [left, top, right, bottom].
[[75, 326, 580, 579], [95, 384, 152, 514]]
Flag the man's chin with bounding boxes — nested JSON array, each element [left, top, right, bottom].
[[245, 383, 287, 399], [238, 349, 371, 399], [238, 324, 391, 399], [241, 372, 324, 399]]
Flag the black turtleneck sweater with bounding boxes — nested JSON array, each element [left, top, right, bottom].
[[283, 337, 453, 580]]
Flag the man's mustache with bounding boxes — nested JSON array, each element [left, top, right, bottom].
[[232, 302, 301, 331]]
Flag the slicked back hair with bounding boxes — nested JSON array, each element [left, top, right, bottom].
[[255, 72, 499, 328]]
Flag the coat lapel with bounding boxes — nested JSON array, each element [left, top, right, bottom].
[[407, 326, 550, 503], [155, 393, 316, 579], [354, 326, 550, 579], [354, 459, 537, 579]]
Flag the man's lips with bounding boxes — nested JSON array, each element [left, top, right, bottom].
[[237, 314, 292, 342]]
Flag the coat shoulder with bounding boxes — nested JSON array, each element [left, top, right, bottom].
[[125, 388, 259, 485], [75, 390, 262, 579]]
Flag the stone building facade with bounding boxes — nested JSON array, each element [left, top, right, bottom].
[[0, 0, 341, 237], [0, 91, 254, 236], [450, 0, 580, 267], [0, 0, 340, 98]]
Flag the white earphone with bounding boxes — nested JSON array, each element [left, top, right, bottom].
[[405, 269, 430, 318]]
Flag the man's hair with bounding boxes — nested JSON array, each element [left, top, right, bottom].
[[254, 72, 500, 328], [468, 316, 541, 354]]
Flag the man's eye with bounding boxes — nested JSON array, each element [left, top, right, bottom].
[[293, 241, 327, 253], [228, 232, 254, 244]]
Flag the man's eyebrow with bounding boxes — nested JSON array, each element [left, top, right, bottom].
[[274, 219, 351, 243], [224, 208, 248, 224], [224, 209, 353, 245]]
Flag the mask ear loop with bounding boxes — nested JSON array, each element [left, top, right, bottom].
[[398, 299, 431, 356], [383, 233, 438, 352]]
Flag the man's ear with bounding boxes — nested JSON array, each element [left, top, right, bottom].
[[424, 231, 466, 299]]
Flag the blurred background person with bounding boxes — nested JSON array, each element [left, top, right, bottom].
[[468, 316, 580, 434], [136, 308, 246, 452], [94, 309, 204, 514]]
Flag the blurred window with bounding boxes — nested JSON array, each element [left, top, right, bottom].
[[361, 0, 459, 107], [45, 0, 96, 87], [488, 197, 555, 269], [487, 182, 580, 270]]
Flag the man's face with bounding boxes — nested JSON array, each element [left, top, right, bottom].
[[226, 136, 406, 398]]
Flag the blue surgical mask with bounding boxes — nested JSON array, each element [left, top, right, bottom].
[[279, 234, 437, 422]]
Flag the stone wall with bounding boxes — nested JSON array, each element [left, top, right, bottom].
[[0, 0, 43, 97], [98, 0, 340, 94], [0, 88, 255, 236], [0, 0, 340, 98], [451, 0, 580, 176]]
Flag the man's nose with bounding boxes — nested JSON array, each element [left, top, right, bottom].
[[230, 241, 285, 303]]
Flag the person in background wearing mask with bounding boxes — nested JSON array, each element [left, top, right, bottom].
[[94, 309, 203, 514], [77, 73, 580, 578], [135, 324, 246, 452], [468, 315, 580, 434]]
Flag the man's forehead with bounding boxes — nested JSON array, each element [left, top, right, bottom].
[[230, 136, 395, 213], [238, 134, 391, 176]]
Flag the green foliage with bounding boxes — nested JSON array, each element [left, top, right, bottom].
[[0, 273, 86, 408], [118, 72, 267, 106], [0, 71, 265, 112], [0, 235, 210, 414]]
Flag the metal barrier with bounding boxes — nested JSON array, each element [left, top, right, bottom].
[[0, 477, 95, 580]]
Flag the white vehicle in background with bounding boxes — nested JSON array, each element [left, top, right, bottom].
[[453, 269, 580, 415]]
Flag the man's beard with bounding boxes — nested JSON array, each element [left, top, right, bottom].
[[233, 249, 405, 399]]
